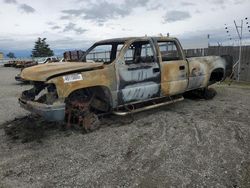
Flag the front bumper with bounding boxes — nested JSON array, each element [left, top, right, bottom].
[[19, 98, 65, 121], [15, 74, 28, 83]]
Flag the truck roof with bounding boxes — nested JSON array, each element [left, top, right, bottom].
[[96, 36, 177, 44]]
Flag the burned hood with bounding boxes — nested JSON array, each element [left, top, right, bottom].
[[21, 62, 104, 81]]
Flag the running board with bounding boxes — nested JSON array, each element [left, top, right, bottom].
[[112, 96, 184, 116]]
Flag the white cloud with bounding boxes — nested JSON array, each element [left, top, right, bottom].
[[0, 0, 249, 55], [61, 0, 150, 24], [19, 4, 35, 13], [163, 10, 191, 23], [63, 22, 87, 34], [3, 0, 17, 4]]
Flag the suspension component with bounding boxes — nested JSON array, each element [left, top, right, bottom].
[[65, 95, 100, 131]]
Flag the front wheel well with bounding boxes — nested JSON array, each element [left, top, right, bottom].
[[66, 86, 113, 112]]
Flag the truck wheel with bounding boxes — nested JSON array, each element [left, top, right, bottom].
[[83, 112, 100, 132], [184, 88, 217, 100], [203, 88, 217, 100], [65, 90, 101, 132]]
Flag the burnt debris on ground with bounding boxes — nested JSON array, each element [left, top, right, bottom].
[[1, 113, 137, 144], [2, 116, 63, 143]]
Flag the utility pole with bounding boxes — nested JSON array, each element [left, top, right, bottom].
[[234, 19, 243, 82], [207, 34, 210, 47]]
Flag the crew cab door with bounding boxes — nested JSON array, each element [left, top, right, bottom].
[[155, 39, 188, 96], [116, 39, 161, 105]]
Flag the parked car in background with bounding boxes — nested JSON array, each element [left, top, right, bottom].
[[4, 60, 37, 68], [37, 56, 60, 64]]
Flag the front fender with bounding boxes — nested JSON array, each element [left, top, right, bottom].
[[47, 66, 116, 99]]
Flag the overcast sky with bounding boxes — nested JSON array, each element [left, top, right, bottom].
[[0, 0, 250, 56]]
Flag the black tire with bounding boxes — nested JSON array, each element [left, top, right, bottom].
[[184, 87, 217, 100], [203, 88, 217, 100]]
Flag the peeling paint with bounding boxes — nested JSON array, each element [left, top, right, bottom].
[[121, 82, 160, 102]]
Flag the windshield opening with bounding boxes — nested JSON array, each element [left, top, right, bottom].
[[81, 42, 125, 64]]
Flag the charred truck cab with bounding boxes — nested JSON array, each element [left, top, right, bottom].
[[19, 36, 233, 130]]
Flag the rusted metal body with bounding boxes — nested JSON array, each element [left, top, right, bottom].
[[19, 36, 233, 128], [15, 57, 64, 83]]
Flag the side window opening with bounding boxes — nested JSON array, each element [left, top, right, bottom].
[[141, 43, 154, 62], [158, 41, 182, 61], [124, 41, 155, 64]]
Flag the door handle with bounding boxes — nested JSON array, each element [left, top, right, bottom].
[[153, 68, 160, 73], [179, 65, 185, 70]]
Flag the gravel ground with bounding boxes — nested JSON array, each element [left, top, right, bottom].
[[0, 66, 30, 124], [0, 65, 250, 187]]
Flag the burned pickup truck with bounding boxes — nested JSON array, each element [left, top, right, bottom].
[[19, 36, 233, 130]]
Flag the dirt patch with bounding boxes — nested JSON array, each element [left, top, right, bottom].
[[1, 114, 147, 144], [2, 116, 62, 143]]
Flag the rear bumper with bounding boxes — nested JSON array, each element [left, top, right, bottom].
[[19, 98, 65, 121]]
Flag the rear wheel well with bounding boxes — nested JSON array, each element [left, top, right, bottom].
[[209, 68, 224, 83]]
